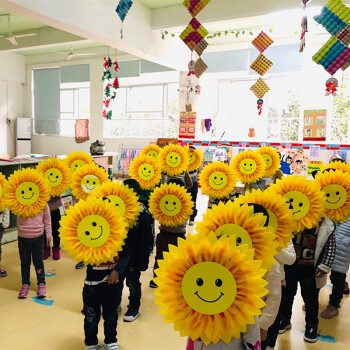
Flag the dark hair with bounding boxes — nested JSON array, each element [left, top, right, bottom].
[[286, 156, 293, 161], [244, 203, 269, 227], [295, 160, 303, 164], [331, 158, 345, 164], [167, 178, 185, 187], [123, 178, 141, 196], [189, 146, 196, 151]]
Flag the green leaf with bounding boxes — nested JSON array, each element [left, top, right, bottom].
[[164, 31, 168, 35], [269, 28, 273, 33], [242, 30, 245, 34], [213, 33, 217, 37], [235, 33, 239, 38], [207, 35, 213, 39], [217, 32, 221, 37], [225, 31, 228, 35], [161, 34, 165, 40], [249, 31, 254, 35], [171, 33, 175, 37]]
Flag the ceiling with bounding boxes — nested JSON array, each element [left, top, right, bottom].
[[0, 11, 48, 33], [138, 0, 183, 9]]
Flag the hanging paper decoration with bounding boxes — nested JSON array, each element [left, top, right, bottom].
[[194, 57, 208, 78], [188, 60, 195, 76], [313, 0, 350, 95], [115, 0, 133, 39], [326, 77, 339, 96], [102, 56, 120, 120], [180, 18, 209, 51], [183, 0, 211, 17], [195, 38, 208, 56], [250, 31, 274, 116], [300, 0, 311, 52]]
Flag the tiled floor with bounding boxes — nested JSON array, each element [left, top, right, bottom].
[[0, 191, 349, 349]]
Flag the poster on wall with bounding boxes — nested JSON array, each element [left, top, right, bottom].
[[179, 112, 196, 139], [303, 109, 327, 141]]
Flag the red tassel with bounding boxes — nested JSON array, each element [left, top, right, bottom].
[[113, 77, 119, 88], [187, 70, 195, 76], [103, 57, 110, 69], [113, 61, 119, 72], [257, 99, 263, 115]]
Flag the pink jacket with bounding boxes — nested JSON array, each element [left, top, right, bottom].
[[17, 205, 52, 239]]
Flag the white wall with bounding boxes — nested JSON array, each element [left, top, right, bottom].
[[0, 52, 25, 158]]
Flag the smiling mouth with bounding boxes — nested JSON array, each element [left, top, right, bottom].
[[326, 198, 341, 205], [165, 206, 176, 212], [194, 291, 224, 303], [141, 170, 151, 178], [91, 226, 103, 241], [243, 167, 253, 171], [169, 160, 178, 165], [48, 177, 58, 183], [84, 185, 96, 191], [22, 193, 34, 200], [293, 210, 301, 215], [213, 181, 223, 186]]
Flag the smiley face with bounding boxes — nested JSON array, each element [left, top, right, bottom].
[[261, 154, 273, 170], [16, 182, 40, 205], [283, 191, 310, 220], [102, 195, 126, 216], [188, 153, 196, 165], [81, 175, 100, 194], [147, 150, 158, 159], [77, 215, 110, 248], [70, 160, 87, 172], [239, 159, 257, 175], [208, 171, 228, 190], [44, 168, 63, 188], [182, 262, 237, 315], [214, 224, 252, 248], [166, 152, 182, 168], [323, 184, 347, 210], [138, 163, 155, 181], [159, 194, 182, 216]]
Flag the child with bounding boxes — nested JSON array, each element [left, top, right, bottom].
[[0, 207, 10, 277], [119, 179, 154, 322], [150, 178, 187, 288], [43, 195, 63, 260], [17, 204, 52, 299], [83, 243, 129, 350], [188, 146, 199, 226], [321, 218, 350, 319], [278, 217, 335, 343]]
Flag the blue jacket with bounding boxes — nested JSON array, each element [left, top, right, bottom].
[[332, 219, 350, 274]]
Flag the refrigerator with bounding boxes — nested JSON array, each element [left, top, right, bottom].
[[16, 118, 32, 156]]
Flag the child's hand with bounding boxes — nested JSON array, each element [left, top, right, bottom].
[[315, 268, 325, 278], [46, 237, 51, 246], [107, 270, 119, 284]]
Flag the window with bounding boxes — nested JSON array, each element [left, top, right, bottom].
[[104, 83, 179, 138]]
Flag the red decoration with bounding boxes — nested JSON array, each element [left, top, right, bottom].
[[248, 128, 255, 138], [325, 77, 338, 96], [257, 99, 264, 116]]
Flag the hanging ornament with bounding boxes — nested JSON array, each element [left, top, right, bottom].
[[325, 77, 339, 96], [188, 60, 195, 76], [195, 84, 201, 94], [115, 0, 133, 39], [300, 0, 311, 52]]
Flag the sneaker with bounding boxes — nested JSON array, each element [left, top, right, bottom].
[[43, 246, 51, 260], [37, 283, 46, 298], [84, 346, 97, 350], [304, 324, 318, 343], [52, 247, 61, 260], [18, 284, 30, 299], [123, 308, 141, 322], [149, 280, 158, 288], [189, 220, 195, 226], [0, 267, 7, 277], [344, 281, 350, 295], [321, 304, 339, 319], [105, 343, 119, 350], [75, 261, 85, 269], [278, 319, 291, 334], [117, 304, 122, 313]]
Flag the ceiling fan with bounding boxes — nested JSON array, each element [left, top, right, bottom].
[[0, 15, 37, 46], [53, 45, 97, 60]]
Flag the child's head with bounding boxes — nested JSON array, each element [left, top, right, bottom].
[[189, 146, 196, 152], [123, 178, 141, 196], [167, 178, 185, 188], [244, 203, 270, 227]]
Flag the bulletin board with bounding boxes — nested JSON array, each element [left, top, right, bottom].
[[303, 109, 327, 141], [179, 112, 196, 139]]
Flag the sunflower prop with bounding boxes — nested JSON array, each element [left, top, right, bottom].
[[154, 232, 268, 345], [59, 197, 128, 266], [149, 183, 193, 227], [256, 146, 281, 178], [198, 162, 235, 199], [196, 201, 278, 271], [186, 147, 203, 172], [71, 164, 109, 201], [4, 168, 50, 217], [93, 181, 140, 228], [0, 172, 7, 211], [323, 161, 350, 176], [37, 157, 71, 197], [231, 150, 265, 184], [237, 189, 295, 252], [315, 170, 350, 224], [140, 144, 162, 160], [159, 144, 189, 176], [128, 155, 161, 190], [64, 151, 94, 173], [269, 176, 325, 233]]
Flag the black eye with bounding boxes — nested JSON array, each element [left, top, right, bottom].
[[75, 164, 78, 167], [220, 178, 223, 181], [326, 193, 330, 197], [170, 156, 172, 159], [93, 182, 96, 185], [165, 201, 168, 204], [289, 198, 294, 203], [336, 191, 340, 195], [299, 202, 303, 207], [236, 237, 242, 245], [244, 163, 246, 166], [92, 222, 97, 227], [85, 231, 90, 236], [86, 180, 89, 184], [144, 167, 146, 170], [250, 163, 252, 166], [149, 171, 151, 173], [196, 278, 203, 286], [56, 176, 59, 179], [29, 187, 32, 191], [21, 190, 24, 194], [50, 173, 53, 176], [215, 279, 222, 287], [173, 202, 176, 205], [175, 157, 178, 160], [214, 176, 217, 179]]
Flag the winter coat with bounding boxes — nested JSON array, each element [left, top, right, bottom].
[[125, 204, 155, 272], [331, 219, 350, 274], [0, 208, 10, 232]]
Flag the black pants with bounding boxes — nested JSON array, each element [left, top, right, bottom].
[[44, 209, 61, 248], [120, 269, 142, 310], [188, 182, 198, 221], [0, 225, 4, 262], [267, 286, 283, 348], [83, 281, 123, 346], [329, 270, 346, 308], [280, 263, 319, 326], [153, 231, 186, 278], [18, 235, 45, 286]]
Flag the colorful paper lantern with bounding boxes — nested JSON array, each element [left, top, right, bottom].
[[183, 0, 211, 17], [180, 18, 208, 51]]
